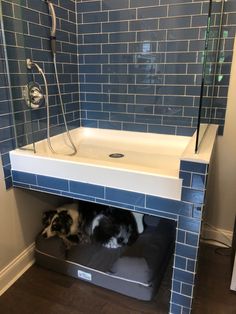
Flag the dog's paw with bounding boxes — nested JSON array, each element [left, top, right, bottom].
[[103, 237, 121, 249]]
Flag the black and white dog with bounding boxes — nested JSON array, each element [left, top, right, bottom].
[[87, 206, 144, 249], [42, 203, 80, 248], [41, 202, 144, 249]]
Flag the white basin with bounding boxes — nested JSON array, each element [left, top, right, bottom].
[[10, 127, 192, 200]]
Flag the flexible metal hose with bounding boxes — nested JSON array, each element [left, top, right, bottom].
[[45, 0, 77, 155], [30, 61, 77, 155], [53, 54, 77, 155]]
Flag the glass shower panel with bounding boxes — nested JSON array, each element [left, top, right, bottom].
[[195, 0, 226, 152]]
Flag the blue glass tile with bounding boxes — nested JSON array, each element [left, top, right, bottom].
[[77, 1, 100, 13], [135, 207, 177, 221], [148, 125, 176, 135], [1, 1, 13, 17], [175, 255, 187, 270], [110, 94, 134, 103], [95, 199, 135, 211], [4, 176, 12, 189], [187, 260, 196, 273], [167, 28, 199, 41], [146, 195, 193, 217], [178, 216, 201, 234], [1, 152, 10, 167], [170, 303, 182, 314], [70, 181, 105, 199], [13, 182, 30, 189], [192, 205, 202, 219], [191, 174, 206, 190], [123, 123, 147, 133], [177, 230, 185, 243], [102, 0, 129, 11], [81, 119, 98, 128], [98, 121, 122, 130], [110, 113, 134, 122], [176, 243, 198, 260], [159, 16, 191, 29], [179, 171, 191, 187], [130, 0, 157, 8], [12, 171, 37, 185], [110, 54, 134, 64], [181, 283, 193, 297], [85, 75, 109, 83], [83, 12, 108, 23], [138, 6, 167, 19], [172, 280, 181, 293], [106, 188, 145, 207], [169, 3, 201, 16], [130, 19, 158, 31], [86, 93, 109, 102], [181, 187, 205, 204], [137, 30, 166, 42], [78, 44, 101, 54], [3, 164, 11, 178], [186, 233, 199, 247], [87, 111, 109, 120], [37, 175, 69, 191], [102, 21, 128, 33], [110, 32, 136, 43], [61, 191, 96, 203], [103, 103, 126, 113], [182, 307, 191, 314], [79, 23, 101, 34], [110, 9, 136, 21], [102, 43, 127, 53], [177, 127, 195, 137], [180, 161, 208, 174], [173, 268, 195, 285], [172, 292, 192, 309], [30, 185, 63, 196], [84, 55, 108, 64]]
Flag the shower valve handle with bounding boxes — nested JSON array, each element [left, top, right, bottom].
[[30, 87, 44, 104]]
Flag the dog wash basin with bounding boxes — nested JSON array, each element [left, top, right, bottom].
[[9, 126, 218, 200]]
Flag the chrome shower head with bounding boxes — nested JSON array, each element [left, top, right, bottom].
[[45, 0, 57, 54]]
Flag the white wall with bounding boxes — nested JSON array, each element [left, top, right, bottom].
[[0, 159, 62, 271], [206, 37, 236, 234]]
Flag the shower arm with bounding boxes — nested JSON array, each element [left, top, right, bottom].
[[46, 0, 57, 54]]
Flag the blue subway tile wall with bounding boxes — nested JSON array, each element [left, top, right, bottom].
[[0, 0, 235, 311], [0, 14, 15, 188], [1, 0, 80, 148], [11, 157, 210, 313], [77, 0, 236, 136]]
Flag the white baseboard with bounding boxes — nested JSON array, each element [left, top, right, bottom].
[[202, 224, 233, 247], [0, 243, 35, 296]]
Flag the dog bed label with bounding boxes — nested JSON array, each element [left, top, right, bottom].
[[78, 270, 92, 281]]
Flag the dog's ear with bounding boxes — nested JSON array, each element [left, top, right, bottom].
[[42, 210, 57, 227]]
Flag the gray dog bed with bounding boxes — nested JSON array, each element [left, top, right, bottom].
[[35, 216, 175, 301]]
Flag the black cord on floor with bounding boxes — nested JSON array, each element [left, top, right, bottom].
[[214, 246, 232, 256], [200, 237, 232, 256]]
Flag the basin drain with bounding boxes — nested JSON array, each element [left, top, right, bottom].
[[109, 153, 124, 158]]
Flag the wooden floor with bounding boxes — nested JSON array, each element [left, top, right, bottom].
[[0, 243, 235, 314]]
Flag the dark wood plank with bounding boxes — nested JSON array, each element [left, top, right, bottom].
[[0, 243, 235, 314], [192, 244, 236, 314]]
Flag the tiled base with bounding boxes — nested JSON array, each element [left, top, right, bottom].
[[12, 164, 207, 314]]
